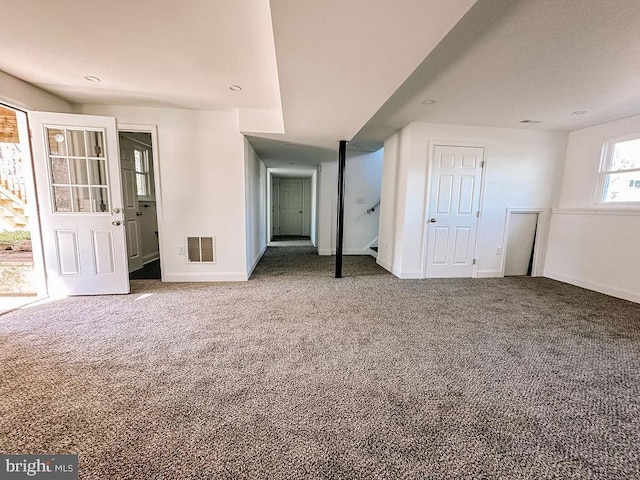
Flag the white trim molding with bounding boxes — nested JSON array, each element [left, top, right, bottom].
[[164, 272, 249, 282], [544, 271, 640, 304], [552, 207, 640, 216]]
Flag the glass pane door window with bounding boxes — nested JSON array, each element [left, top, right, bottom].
[[45, 127, 110, 213]]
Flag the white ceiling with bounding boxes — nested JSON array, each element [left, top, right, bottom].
[[354, 0, 640, 148], [2, 0, 640, 166]]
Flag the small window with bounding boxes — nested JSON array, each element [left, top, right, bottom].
[[598, 136, 640, 204], [134, 149, 150, 198]]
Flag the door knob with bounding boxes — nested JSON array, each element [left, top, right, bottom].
[[136, 211, 143, 216], [428, 218, 437, 223], [112, 220, 122, 226]]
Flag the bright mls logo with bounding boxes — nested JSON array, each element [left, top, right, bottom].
[[0, 455, 78, 479]]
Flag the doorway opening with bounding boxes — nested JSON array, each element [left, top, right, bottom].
[[0, 105, 46, 304], [118, 129, 162, 280], [502, 209, 545, 277], [269, 175, 312, 245]]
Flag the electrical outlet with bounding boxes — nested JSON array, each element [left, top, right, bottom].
[[178, 245, 185, 255], [496, 247, 503, 255]]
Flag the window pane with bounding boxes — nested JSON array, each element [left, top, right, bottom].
[[88, 159, 107, 185], [67, 130, 87, 157], [90, 187, 109, 212], [603, 171, 640, 203], [71, 186, 91, 212], [611, 138, 640, 171], [86, 131, 105, 157], [52, 186, 72, 212], [50, 157, 70, 184], [136, 172, 147, 196], [46, 128, 67, 156], [69, 158, 89, 185], [134, 150, 142, 172]]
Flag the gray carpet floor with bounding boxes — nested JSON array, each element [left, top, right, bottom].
[[1, 246, 639, 479]]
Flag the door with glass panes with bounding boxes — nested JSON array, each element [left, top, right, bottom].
[[30, 112, 129, 295]]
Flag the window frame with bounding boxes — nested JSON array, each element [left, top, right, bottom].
[[133, 147, 154, 201], [595, 133, 640, 206]]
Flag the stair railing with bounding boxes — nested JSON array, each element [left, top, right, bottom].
[[0, 143, 26, 202], [366, 200, 380, 214]]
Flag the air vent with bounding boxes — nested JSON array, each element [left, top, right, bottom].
[[187, 236, 215, 263]]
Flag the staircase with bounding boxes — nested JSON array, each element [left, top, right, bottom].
[[0, 143, 28, 230]]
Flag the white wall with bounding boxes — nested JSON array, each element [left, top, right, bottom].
[[244, 138, 267, 276], [378, 122, 568, 278], [544, 114, 640, 303], [0, 70, 71, 113], [77, 104, 250, 281], [343, 150, 383, 254], [316, 151, 383, 256], [317, 161, 337, 255]]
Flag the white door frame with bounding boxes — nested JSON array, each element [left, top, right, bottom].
[[422, 141, 488, 278], [500, 207, 548, 277], [16, 107, 47, 296], [117, 123, 164, 281], [266, 168, 318, 246]]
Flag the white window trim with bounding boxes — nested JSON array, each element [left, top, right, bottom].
[[595, 133, 640, 207]]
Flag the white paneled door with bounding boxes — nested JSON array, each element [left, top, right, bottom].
[[30, 112, 129, 295], [279, 178, 304, 235], [119, 135, 144, 273], [425, 145, 484, 277]]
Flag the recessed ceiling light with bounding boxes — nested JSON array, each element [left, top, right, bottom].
[[229, 85, 242, 91], [572, 110, 587, 115], [422, 99, 436, 105], [84, 75, 101, 82], [520, 120, 541, 124]]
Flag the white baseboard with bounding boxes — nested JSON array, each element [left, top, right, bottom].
[[398, 270, 423, 279], [375, 258, 421, 278], [376, 258, 394, 274], [247, 245, 267, 278], [163, 272, 248, 282], [544, 271, 640, 304], [476, 269, 502, 278], [343, 248, 373, 255], [318, 248, 379, 256], [143, 253, 160, 264]]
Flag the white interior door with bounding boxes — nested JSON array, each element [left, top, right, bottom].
[[425, 145, 484, 278], [279, 178, 303, 235], [30, 112, 129, 295], [119, 135, 144, 272]]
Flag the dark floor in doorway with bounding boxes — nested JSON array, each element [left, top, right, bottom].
[[272, 235, 311, 241], [129, 259, 161, 280]]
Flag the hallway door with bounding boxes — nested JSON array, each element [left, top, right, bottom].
[[280, 178, 303, 235]]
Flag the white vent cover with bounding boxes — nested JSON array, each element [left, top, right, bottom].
[[187, 236, 215, 263]]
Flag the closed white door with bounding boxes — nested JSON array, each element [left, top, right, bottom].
[[119, 135, 144, 272], [279, 178, 303, 235], [425, 145, 484, 278], [30, 112, 129, 295]]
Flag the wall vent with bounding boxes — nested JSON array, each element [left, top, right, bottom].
[[187, 236, 215, 263]]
